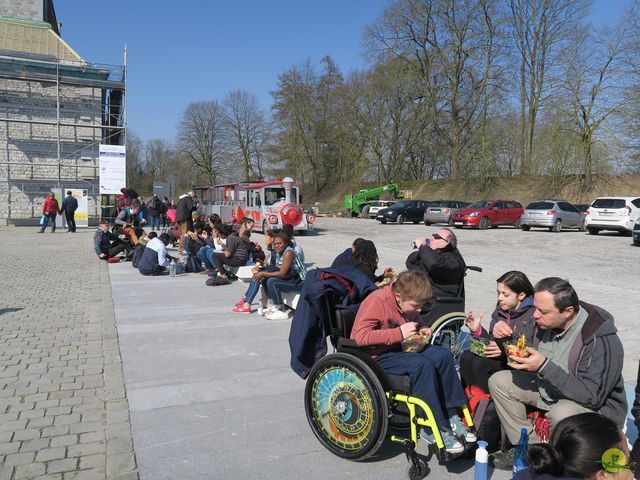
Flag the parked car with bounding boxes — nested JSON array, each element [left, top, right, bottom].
[[423, 200, 470, 226], [574, 204, 590, 215], [376, 200, 432, 224], [520, 200, 585, 233], [362, 200, 396, 219], [633, 221, 640, 246], [584, 196, 640, 235], [449, 200, 524, 229]]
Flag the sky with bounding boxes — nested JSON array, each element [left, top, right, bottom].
[[53, 0, 630, 144]]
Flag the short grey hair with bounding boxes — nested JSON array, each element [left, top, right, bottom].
[[441, 227, 457, 248]]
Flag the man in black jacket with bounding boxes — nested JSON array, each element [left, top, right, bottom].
[[406, 228, 466, 309], [146, 193, 162, 230], [176, 191, 197, 253], [61, 190, 79, 232]]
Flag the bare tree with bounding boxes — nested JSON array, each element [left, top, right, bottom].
[[145, 138, 176, 181], [366, 0, 497, 178], [223, 90, 270, 181], [508, 0, 589, 175], [177, 101, 227, 185]]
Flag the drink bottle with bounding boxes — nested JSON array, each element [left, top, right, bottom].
[[513, 428, 529, 478], [169, 260, 176, 277], [411, 238, 430, 249], [257, 306, 264, 316], [474, 440, 488, 480]]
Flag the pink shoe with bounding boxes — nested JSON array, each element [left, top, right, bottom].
[[232, 305, 252, 314], [235, 298, 246, 308]]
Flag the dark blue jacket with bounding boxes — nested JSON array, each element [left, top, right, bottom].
[[288, 264, 378, 379], [61, 195, 78, 213]]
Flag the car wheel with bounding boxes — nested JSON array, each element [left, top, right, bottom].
[[424, 221, 431, 226], [634, 239, 640, 246], [396, 215, 404, 224], [579, 221, 586, 232], [551, 220, 562, 233], [478, 217, 490, 230], [413, 220, 419, 224], [587, 227, 599, 235], [380, 220, 387, 224], [514, 218, 521, 229], [521, 225, 531, 231]]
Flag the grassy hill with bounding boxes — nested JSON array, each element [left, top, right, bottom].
[[306, 174, 640, 214]]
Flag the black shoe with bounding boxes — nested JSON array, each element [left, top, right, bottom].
[[489, 448, 515, 471]]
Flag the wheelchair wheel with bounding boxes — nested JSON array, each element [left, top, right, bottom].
[[304, 353, 389, 460], [429, 313, 469, 368]]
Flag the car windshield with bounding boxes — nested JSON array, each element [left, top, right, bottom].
[[468, 201, 493, 209], [526, 201, 554, 210], [591, 199, 626, 209]]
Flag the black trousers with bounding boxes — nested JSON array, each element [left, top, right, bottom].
[[459, 350, 506, 392], [65, 211, 76, 232]]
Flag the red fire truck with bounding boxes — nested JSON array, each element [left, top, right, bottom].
[[194, 177, 315, 234]]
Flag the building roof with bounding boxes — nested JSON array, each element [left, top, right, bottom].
[[0, 16, 83, 64]]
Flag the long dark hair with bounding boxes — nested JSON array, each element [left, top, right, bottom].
[[496, 271, 534, 297], [353, 240, 378, 273], [527, 413, 624, 478]]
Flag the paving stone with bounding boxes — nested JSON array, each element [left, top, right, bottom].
[[49, 435, 77, 448], [14, 462, 46, 479], [62, 468, 105, 480], [78, 454, 105, 470], [12, 429, 40, 441], [67, 442, 104, 458], [46, 458, 77, 474], [4, 451, 35, 466], [106, 452, 135, 477], [78, 432, 102, 445], [35, 447, 66, 462], [0, 442, 19, 455], [19, 438, 50, 452]]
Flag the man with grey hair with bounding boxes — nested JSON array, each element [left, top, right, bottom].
[[406, 227, 466, 307], [488, 277, 626, 470]]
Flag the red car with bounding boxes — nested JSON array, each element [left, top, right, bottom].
[[450, 200, 524, 229]]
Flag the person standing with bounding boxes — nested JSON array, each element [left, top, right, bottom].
[[146, 193, 162, 230], [61, 190, 79, 233], [161, 196, 170, 227], [39, 193, 60, 233], [176, 191, 197, 253]]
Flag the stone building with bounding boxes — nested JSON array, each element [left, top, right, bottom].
[[0, 0, 125, 225]]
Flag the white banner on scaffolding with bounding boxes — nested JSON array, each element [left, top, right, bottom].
[[99, 144, 126, 194]]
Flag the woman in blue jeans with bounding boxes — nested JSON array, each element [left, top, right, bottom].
[[237, 232, 305, 320]]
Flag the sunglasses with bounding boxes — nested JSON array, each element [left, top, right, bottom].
[[432, 233, 449, 243]]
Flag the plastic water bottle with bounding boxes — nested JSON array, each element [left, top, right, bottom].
[[474, 441, 488, 480], [169, 260, 176, 277], [257, 306, 263, 316], [411, 238, 430, 249], [512, 428, 529, 478]]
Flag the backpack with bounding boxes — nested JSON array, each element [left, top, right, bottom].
[[250, 242, 266, 264], [464, 384, 501, 452], [185, 256, 203, 273]]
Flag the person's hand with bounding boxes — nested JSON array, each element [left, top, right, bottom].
[[484, 341, 502, 358], [400, 322, 418, 339], [118, 234, 126, 240], [383, 267, 395, 279], [418, 326, 432, 338], [98, 253, 106, 259], [465, 311, 483, 333], [414, 237, 426, 248], [508, 347, 546, 372], [492, 320, 513, 339], [252, 271, 265, 281], [223, 251, 231, 258]]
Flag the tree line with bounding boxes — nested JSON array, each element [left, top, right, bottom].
[[127, 0, 640, 198]]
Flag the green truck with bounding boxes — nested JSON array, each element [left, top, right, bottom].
[[344, 183, 403, 216]]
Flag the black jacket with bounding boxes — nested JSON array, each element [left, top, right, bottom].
[[176, 196, 195, 222], [405, 244, 466, 298], [61, 195, 78, 213], [147, 196, 162, 216]]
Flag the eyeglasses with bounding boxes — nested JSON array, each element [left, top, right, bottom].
[[432, 233, 449, 243]]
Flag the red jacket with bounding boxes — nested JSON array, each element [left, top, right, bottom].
[[42, 197, 60, 214], [351, 286, 422, 356]]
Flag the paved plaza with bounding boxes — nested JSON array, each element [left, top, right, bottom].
[[1, 219, 639, 479]]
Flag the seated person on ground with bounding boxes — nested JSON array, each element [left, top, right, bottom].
[[488, 277, 627, 471], [350, 269, 476, 454], [252, 232, 306, 320], [233, 228, 278, 314], [196, 224, 227, 274], [514, 412, 633, 480], [213, 223, 250, 280], [94, 221, 130, 260], [137, 233, 175, 276]]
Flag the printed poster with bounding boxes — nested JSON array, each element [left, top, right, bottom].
[[99, 144, 126, 194]]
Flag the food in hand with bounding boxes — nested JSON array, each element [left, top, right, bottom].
[[505, 334, 529, 363], [469, 337, 490, 357], [376, 273, 398, 288], [402, 332, 431, 353]]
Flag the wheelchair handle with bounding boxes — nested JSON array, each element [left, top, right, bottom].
[[466, 265, 482, 273]]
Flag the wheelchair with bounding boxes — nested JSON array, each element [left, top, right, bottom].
[[303, 275, 481, 480]]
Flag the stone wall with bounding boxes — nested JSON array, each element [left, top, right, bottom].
[[0, 0, 42, 22], [0, 77, 104, 223]]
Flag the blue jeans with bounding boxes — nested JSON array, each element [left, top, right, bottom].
[[39, 212, 57, 232], [196, 246, 218, 271], [376, 346, 467, 430], [149, 214, 161, 230], [263, 277, 301, 306], [244, 280, 261, 304]]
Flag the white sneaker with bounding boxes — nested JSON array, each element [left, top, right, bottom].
[[263, 305, 278, 315], [266, 309, 292, 320]]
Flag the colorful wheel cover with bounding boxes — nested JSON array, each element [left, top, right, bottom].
[[310, 365, 375, 451]]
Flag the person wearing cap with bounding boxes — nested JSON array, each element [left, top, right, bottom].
[[61, 190, 79, 232]]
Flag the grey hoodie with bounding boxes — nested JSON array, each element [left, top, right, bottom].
[[537, 302, 627, 427]]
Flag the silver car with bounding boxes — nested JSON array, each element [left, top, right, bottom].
[[423, 200, 469, 226], [520, 200, 585, 233]]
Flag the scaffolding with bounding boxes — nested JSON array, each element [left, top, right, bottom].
[[0, 48, 126, 224]]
